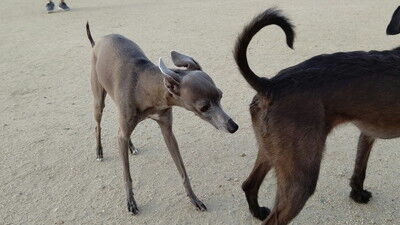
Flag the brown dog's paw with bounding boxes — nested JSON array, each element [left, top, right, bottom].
[[253, 206, 270, 220], [350, 189, 372, 203]]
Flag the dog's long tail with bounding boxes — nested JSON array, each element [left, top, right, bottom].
[[234, 8, 295, 94], [86, 22, 95, 47]]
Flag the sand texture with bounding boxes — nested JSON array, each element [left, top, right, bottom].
[[1, 0, 399, 224]]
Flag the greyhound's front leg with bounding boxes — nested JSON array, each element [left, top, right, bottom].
[[156, 110, 207, 211], [128, 139, 139, 155], [118, 117, 139, 214]]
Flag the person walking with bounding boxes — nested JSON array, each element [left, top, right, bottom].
[[46, 0, 70, 13]]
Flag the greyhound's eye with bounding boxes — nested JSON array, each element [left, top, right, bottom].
[[200, 103, 210, 112]]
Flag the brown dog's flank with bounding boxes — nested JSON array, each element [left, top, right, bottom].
[[235, 8, 400, 225]]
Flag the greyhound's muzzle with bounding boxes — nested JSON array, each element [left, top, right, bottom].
[[227, 119, 239, 133]]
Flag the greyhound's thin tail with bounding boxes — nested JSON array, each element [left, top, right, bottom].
[[234, 8, 295, 95], [86, 22, 95, 47]]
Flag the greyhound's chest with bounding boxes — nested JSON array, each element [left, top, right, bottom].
[[134, 90, 169, 121], [137, 105, 169, 121]]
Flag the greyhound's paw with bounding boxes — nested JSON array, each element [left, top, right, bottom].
[[128, 143, 139, 155], [253, 206, 270, 221], [191, 198, 207, 211], [127, 198, 139, 215], [96, 147, 103, 161], [96, 153, 103, 162], [350, 189, 372, 203], [129, 147, 139, 155]]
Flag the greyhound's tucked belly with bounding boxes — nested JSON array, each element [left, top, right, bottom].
[[353, 120, 400, 139]]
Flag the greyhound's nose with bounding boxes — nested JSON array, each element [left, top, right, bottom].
[[227, 119, 239, 133]]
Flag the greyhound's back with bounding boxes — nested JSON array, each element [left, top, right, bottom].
[[94, 34, 152, 68], [92, 34, 156, 95], [85, 23, 154, 80]]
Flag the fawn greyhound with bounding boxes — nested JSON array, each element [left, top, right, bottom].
[[86, 23, 238, 214], [234, 7, 400, 225]]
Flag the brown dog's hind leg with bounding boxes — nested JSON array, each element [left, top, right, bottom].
[[91, 69, 106, 161], [263, 153, 322, 225], [262, 121, 326, 225], [350, 133, 375, 203], [242, 148, 272, 220]]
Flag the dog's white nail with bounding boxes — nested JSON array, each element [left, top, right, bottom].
[[132, 148, 139, 155]]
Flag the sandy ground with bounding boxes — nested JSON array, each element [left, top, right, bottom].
[[1, 0, 400, 224]]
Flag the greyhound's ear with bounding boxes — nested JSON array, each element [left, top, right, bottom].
[[159, 58, 181, 96], [171, 51, 202, 70], [387, 6, 400, 35]]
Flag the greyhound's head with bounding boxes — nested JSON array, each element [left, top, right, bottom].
[[387, 6, 400, 35], [158, 51, 238, 133]]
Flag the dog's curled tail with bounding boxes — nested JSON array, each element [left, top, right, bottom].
[[234, 8, 295, 94], [86, 22, 95, 47]]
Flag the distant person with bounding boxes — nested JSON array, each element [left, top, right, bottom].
[[46, 0, 70, 13]]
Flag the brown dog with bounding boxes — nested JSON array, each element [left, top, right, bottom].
[[234, 8, 400, 225]]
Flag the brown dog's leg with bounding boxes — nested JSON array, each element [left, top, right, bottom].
[[155, 109, 207, 211], [242, 148, 271, 220], [91, 68, 106, 161], [350, 133, 375, 203], [263, 155, 322, 225], [262, 123, 325, 225], [117, 109, 139, 214]]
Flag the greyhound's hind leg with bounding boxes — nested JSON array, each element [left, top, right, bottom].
[[91, 69, 106, 161]]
